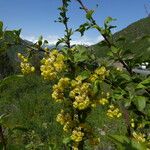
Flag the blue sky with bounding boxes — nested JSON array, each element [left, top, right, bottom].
[[0, 0, 149, 45]]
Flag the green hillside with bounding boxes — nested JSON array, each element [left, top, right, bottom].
[[91, 17, 150, 60]]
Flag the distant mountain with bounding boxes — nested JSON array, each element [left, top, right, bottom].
[[90, 17, 150, 60], [1, 17, 150, 78]]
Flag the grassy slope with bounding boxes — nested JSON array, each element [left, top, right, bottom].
[[0, 74, 126, 149], [91, 17, 150, 60]]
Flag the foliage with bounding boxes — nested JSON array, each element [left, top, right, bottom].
[[0, 0, 150, 150], [91, 17, 150, 62]]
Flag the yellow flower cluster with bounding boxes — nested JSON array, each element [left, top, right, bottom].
[[131, 119, 135, 128], [132, 131, 146, 143], [89, 66, 109, 82], [17, 53, 35, 74], [40, 50, 66, 80], [72, 142, 79, 150], [71, 127, 84, 142], [130, 119, 145, 129], [99, 98, 109, 105], [107, 105, 122, 118], [52, 77, 70, 102], [56, 109, 72, 132], [70, 76, 91, 110]]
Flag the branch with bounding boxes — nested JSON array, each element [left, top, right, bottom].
[[0, 125, 6, 150], [76, 0, 133, 75], [62, 0, 71, 48]]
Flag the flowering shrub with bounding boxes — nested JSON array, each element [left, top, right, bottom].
[[40, 50, 66, 80], [10, 0, 150, 149], [17, 53, 35, 74]]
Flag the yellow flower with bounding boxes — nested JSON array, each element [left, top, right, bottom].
[[131, 119, 135, 128], [58, 77, 70, 87], [99, 98, 109, 105], [89, 74, 98, 82], [107, 105, 122, 118], [56, 110, 71, 126], [95, 66, 106, 75], [63, 121, 71, 132], [71, 127, 84, 142], [132, 131, 146, 143], [17, 53, 35, 75], [52, 77, 70, 102], [73, 95, 90, 110], [40, 50, 66, 80], [72, 142, 79, 150]]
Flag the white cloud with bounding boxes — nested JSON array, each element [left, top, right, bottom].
[[71, 35, 103, 46], [21, 35, 103, 46], [21, 35, 38, 43]]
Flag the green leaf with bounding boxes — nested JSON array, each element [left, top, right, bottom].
[[38, 35, 43, 41], [111, 46, 120, 54], [109, 134, 129, 150], [93, 80, 100, 95], [131, 139, 147, 150], [44, 40, 49, 44], [107, 51, 114, 57], [80, 70, 91, 80], [38, 40, 42, 46], [14, 29, 21, 37], [124, 99, 131, 107], [12, 126, 28, 132], [74, 53, 89, 62], [109, 134, 129, 144], [134, 96, 147, 111], [73, 46, 89, 62], [76, 22, 90, 36], [136, 77, 150, 89], [116, 37, 126, 42], [63, 137, 71, 144], [86, 10, 94, 20], [104, 17, 116, 25], [120, 74, 131, 81], [0, 21, 3, 37], [56, 38, 64, 47], [0, 21, 3, 31]]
